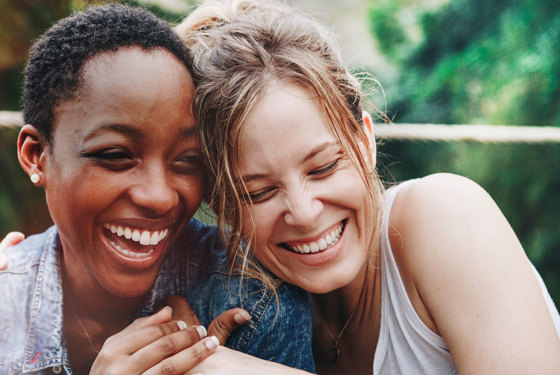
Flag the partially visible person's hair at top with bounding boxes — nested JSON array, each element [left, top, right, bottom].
[[23, 3, 194, 145], [176, 0, 387, 292]]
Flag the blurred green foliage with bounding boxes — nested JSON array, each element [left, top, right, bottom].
[[369, 0, 560, 306]]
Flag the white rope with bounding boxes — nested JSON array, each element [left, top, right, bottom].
[[375, 123, 560, 143], [2, 111, 560, 143], [0, 111, 24, 128]]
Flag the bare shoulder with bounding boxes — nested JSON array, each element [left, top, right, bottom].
[[389, 173, 506, 256], [391, 172, 494, 221], [388, 174, 560, 373]]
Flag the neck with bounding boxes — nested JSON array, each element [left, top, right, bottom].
[[311, 255, 382, 374], [60, 249, 144, 324], [312, 258, 372, 322], [59, 245, 146, 374]]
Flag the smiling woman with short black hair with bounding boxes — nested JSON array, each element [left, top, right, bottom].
[[0, 4, 315, 375]]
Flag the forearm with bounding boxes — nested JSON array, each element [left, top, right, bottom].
[[186, 346, 316, 374]]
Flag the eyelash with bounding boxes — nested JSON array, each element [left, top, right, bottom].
[[244, 188, 274, 203], [83, 150, 130, 160], [309, 159, 340, 175], [243, 158, 341, 203]]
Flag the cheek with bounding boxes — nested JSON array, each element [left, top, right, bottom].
[[179, 175, 205, 213], [241, 203, 276, 258]]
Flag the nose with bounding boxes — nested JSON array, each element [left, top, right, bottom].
[[129, 164, 179, 216], [283, 186, 323, 228]]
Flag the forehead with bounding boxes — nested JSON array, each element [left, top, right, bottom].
[[52, 47, 196, 141], [237, 82, 338, 168], [241, 82, 334, 145], [80, 47, 194, 101]]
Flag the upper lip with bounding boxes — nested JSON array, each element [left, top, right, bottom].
[[280, 219, 345, 246]]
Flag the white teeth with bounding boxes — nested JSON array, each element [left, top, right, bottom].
[[139, 231, 150, 245], [103, 224, 170, 247], [286, 222, 344, 254], [109, 241, 154, 258], [149, 232, 159, 246]]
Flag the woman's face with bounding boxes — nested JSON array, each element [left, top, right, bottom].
[[236, 81, 374, 293], [42, 48, 203, 298]]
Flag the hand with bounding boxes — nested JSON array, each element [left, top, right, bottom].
[[0, 232, 25, 270], [90, 306, 220, 375], [167, 295, 252, 344]]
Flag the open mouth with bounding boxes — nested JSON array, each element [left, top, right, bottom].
[[281, 219, 346, 254], [102, 223, 169, 259]]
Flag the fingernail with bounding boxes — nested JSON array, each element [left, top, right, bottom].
[[205, 335, 219, 349], [162, 306, 172, 314], [177, 320, 187, 331], [196, 325, 207, 338], [234, 311, 251, 324]]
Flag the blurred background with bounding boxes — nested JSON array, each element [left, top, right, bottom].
[[1, 0, 558, 307]]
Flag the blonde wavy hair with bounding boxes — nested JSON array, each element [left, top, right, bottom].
[[176, 0, 386, 292]]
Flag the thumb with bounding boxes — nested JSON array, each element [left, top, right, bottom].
[[208, 308, 251, 345]]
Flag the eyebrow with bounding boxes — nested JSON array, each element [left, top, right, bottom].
[[179, 125, 198, 139], [302, 141, 339, 163], [83, 123, 143, 142], [238, 141, 339, 183], [83, 123, 198, 142]]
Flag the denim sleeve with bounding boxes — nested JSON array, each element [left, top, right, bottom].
[[225, 281, 316, 373], [182, 220, 316, 372]]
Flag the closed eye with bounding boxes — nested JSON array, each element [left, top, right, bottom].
[[309, 159, 339, 176], [243, 187, 277, 204], [174, 152, 203, 174], [80, 148, 134, 170]]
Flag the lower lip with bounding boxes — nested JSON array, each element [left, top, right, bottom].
[[100, 228, 168, 270], [281, 223, 347, 267]]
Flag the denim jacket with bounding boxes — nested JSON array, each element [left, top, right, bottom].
[[0, 220, 315, 374]]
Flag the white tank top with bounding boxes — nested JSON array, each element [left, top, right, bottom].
[[372, 180, 560, 374]]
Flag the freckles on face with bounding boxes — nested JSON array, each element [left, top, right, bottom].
[[45, 47, 203, 298], [236, 81, 372, 293]]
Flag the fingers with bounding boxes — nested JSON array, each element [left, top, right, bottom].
[[91, 305, 217, 375], [142, 335, 220, 375], [0, 232, 25, 250], [208, 308, 251, 344], [108, 319, 189, 354], [132, 324, 207, 371], [0, 232, 25, 271], [110, 306, 173, 340], [167, 295, 201, 326]]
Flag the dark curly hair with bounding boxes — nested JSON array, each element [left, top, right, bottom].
[[23, 3, 193, 144]]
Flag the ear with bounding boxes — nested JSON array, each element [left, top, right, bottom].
[[362, 111, 376, 167], [17, 124, 48, 187]]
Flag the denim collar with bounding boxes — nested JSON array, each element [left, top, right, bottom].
[[22, 227, 71, 374]]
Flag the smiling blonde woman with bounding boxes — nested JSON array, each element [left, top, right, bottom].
[[172, 0, 560, 374]]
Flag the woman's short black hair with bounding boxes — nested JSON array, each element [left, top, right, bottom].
[[23, 3, 193, 144]]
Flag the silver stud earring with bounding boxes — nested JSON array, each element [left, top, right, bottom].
[[30, 173, 40, 184]]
